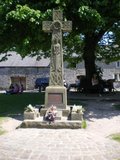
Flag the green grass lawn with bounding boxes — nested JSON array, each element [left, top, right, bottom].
[[0, 92, 45, 115], [113, 104, 120, 110], [0, 92, 84, 115], [0, 92, 45, 135], [0, 129, 6, 135], [110, 133, 120, 143], [0, 117, 8, 135]]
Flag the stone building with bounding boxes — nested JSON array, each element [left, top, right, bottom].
[[0, 52, 50, 90], [76, 61, 120, 81], [76, 61, 120, 89], [0, 51, 120, 90], [0, 52, 79, 90]]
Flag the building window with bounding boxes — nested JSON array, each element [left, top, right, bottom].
[[116, 61, 120, 68], [119, 74, 120, 81], [114, 74, 120, 81], [114, 74, 117, 80]]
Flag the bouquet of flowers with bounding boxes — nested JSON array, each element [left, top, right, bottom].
[[45, 105, 57, 123]]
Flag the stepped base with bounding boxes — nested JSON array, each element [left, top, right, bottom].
[[22, 105, 84, 129], [20, 118, 82, 129]]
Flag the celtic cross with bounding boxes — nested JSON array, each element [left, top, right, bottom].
[[42, 10, 72, 86]]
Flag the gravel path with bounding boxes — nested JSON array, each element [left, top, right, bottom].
[[84, 100, 120, 137], [0, 98, 120, 160]]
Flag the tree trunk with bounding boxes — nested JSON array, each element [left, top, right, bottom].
[[83, 34, 98, 90]]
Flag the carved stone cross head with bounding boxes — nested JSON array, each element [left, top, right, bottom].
[[42, 9, 72, 33]]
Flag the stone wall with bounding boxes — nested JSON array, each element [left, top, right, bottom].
[[64, 69, 76, 84], [0, 67, 78, 90], [0, 67, 50, 90], [0, 66, 120, 90]]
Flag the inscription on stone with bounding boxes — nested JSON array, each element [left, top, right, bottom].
[[48, 93, 63, 104]]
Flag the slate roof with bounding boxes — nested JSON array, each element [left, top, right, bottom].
[[0, 52, 50, 67]]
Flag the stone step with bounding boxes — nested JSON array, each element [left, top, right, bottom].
[[20, 119, 82, 129]]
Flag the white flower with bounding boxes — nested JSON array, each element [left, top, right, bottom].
[[72, 105, 83, 113], [25, 104, 35, 112]]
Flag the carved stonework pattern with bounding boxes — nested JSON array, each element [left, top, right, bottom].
[[62, 21, 72, 32], [42, 10, 72, 86], [52, 33, 61, 43], [42, 21, 52, 32], [53, 10, 63, 21]]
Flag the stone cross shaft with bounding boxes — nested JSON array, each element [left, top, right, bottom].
[[42, 10, 72, 86]]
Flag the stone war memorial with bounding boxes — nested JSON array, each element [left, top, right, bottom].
[[42, 9, 72, 109], [21, 10, 84, 129]]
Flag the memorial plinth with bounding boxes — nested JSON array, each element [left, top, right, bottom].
[[45, 86, 67, 109]]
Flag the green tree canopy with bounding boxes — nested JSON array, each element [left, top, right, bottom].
[[0, 0, 120, 85]]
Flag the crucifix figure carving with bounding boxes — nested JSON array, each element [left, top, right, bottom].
[[42, 10, 72, 86]]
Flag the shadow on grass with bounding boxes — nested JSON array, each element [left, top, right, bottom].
[[0, 91, 120, 122], [67, 91, 120, 121], [0, 92, 45, 121], [82, 100, 120, 121], [113, 104, 120, 110]]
